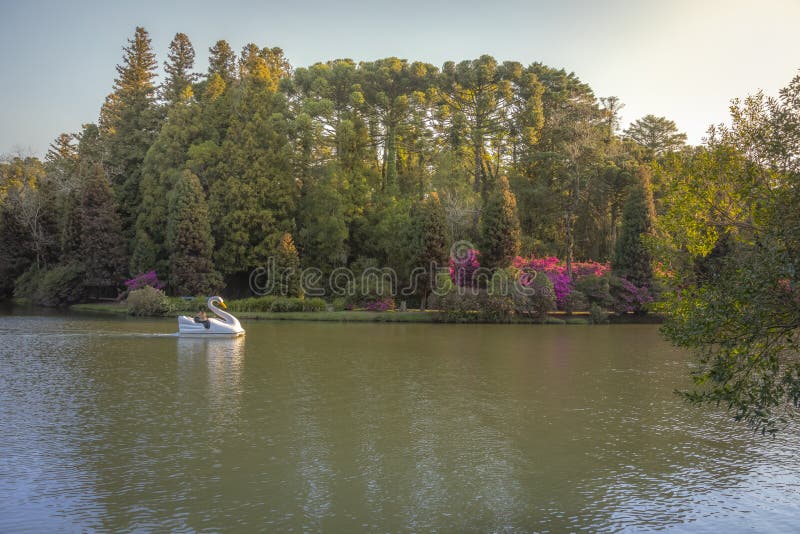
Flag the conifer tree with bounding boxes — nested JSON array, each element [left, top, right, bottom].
[[162, 32, 197, 105], [408, 192, 449, 308], [274, 233, 302, 297], [167, 170, 222, 295], [99, 26, 161, 242], [479, 175, 521, 269], [208, 40, 237, 85], [80, 165, 128, 295], [132, 102, 202, 276], [208, 66, 297, 279], [612, 166, 656, 288]]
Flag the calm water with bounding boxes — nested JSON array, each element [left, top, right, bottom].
[[1, 309, 799, 532]]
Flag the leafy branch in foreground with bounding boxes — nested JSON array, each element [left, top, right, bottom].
[[657, 72, 800, 434]]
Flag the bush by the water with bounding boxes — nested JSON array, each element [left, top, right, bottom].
[[14, 263, 87, 307], [127, 286, 172, 316]]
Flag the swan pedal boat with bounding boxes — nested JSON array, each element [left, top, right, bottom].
[[178, 296, 245, 337]]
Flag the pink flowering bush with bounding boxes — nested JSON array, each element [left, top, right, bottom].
[[513, 256, 610, 309], [609, 276, 653, 314], [449, 249, 481, 288], [124, 270, 166, 292], [365, 297, 396, 312]]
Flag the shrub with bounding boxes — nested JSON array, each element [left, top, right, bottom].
[[127, 286, 172, 316], [437, 289, 514, 322], [513, 256, 611, 310], [125, 271, 166, 292], [449, 248, 481, 287], [14, 263, 87, 307], [13, 267, 42, 302], [511, 272, 555, 320], [365, 297, 395, 312], [480, 294, 514, 322], [438, 290, 482, 322], [343, 261, 396, 310], [589, 303, 609, 324], [564, 290, 589, 314], [608, 275, 653, 314], [574, 275, 613, 308]]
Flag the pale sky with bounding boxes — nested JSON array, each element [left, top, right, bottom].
[[1, 0, 799, 157]]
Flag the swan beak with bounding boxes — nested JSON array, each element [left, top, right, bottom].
[[220, 301, 227, 309]]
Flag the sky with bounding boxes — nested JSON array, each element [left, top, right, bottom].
[[1, 0, 799, 157]]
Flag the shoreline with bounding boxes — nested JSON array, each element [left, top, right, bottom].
[[65, 302, 664, 325]]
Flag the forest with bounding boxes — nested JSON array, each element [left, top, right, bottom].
[[0, 27, 682, 308], [2, 26, 800, 431]]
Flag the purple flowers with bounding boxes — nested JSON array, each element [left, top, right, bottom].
[[124, 270, 166, 291], [611, 277, 653, 313], [365, 297, 395, 312], [514, 256, 610, 309], [449, 249, 481, 287]]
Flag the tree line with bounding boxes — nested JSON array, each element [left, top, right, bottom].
[[0, 27, 685, 303], [4, 26, 799, 433]]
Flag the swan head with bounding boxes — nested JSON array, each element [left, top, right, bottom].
[[208, 296, 227, 309]]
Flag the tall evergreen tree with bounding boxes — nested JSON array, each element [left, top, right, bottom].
[[274, 232, 302, 297], [162, 32, 197, 105], [208, 40, 237, 85], [167, 170, 222, 295], [624, 114, 687, 157], [480, 175, 521, 269], [132, 102, 203, 276], [407, 192, 449, 308], [99, 26, 161, 242], [80, 165, 128, 295], [612, 166, 656, 288], [208, 62, 297, 282]]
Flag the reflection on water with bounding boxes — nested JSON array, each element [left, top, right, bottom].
[[1, 313, 800, 532]]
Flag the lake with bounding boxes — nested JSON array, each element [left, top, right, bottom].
[[1, 309, 799, 532]]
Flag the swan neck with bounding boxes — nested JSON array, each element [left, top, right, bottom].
[[207, 297, 235, 324]]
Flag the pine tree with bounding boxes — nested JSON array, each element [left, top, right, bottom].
[[612, 166, 656, 288], [480, 175, 521, 269], [208, 40, 237, 85], [208, 73, 297, 279], [99, 26, 161, 242], [274, 233, 301, 297], [408, 192, 449, 308], [80, 165, 128, 295], [167, 170, 222, 295], [162, 33, 197, 105], [132, 102, 202, 277]]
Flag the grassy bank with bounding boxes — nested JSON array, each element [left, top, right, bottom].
[[68, 302, 614, 324]]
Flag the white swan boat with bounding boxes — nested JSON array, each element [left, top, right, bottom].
[[178, 296, 245, 337]]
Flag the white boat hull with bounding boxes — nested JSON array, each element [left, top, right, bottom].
[[178, 316, 245, 337], [178, 297, 245, 337]]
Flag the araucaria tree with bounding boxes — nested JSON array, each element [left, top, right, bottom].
[[166, 170, 221, 295], [480, 175, 521, 269], [624, 114, 687, 157], [612, 165, 656, 289]]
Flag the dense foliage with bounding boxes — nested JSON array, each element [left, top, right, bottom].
[[3, 26, 682, 308], [655, 73, 800, 434], [3, 26, 798, 432]]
